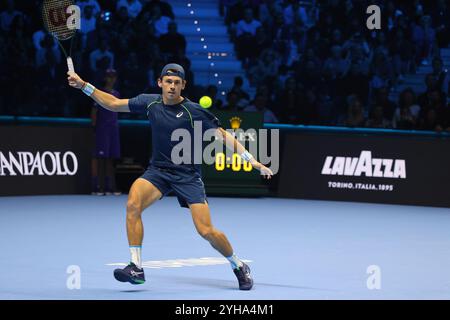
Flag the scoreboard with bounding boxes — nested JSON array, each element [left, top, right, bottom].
[[202, 111, 269, 196]]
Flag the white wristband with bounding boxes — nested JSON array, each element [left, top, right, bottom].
[[81, 82, 96, 96], [240, 151, 254, 162]]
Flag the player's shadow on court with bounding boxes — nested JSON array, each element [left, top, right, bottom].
[[255, 282, 339, 292], [158, 274, 236, 290], [119, 289, 150, 293], [157, 275, 336, 292]]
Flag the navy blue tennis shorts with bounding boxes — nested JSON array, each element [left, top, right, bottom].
[[140, 166, 207, 208]]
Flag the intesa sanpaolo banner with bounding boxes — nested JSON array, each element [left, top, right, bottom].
[[0, 125, 93, 195]]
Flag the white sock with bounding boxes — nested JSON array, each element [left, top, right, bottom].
[[129, 246, 142, 269], [226, 253, 243, 270]]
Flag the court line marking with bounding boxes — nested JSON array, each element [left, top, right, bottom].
[[106, 257, 252, 269]]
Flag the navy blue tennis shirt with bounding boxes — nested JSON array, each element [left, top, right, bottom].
[[128, 94, 221, 174]]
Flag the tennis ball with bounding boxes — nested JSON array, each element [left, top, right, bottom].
[[199, 96, 212, 108]]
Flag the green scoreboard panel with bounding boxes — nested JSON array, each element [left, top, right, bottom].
[[202, 111, 269, 196]]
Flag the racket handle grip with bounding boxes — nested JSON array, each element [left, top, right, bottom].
[[67, 57, 75, 73]]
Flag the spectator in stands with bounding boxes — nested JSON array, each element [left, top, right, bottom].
[[374, 86, 397, 120], [80, 5, 97, 35], [0, 0, 22, 32], [221, 91, 241, 111], [150, 5, 172, 38], [235, 7, 261, 65], [223, 0, 247, 27], [2, 0, 448, 133], [257, 0, 277, 31], [159, 22, 186, 58], [204, 85, 223, 110], [373, 31, 389, 58], [244, 93, 279, 123], [77, 0, 101, 17], [369, 51, 394, 95], [343, 95, 365, 127], [112, 5, 133, 36], [89, 39, 114, 72], [230, 76, 250, 101], [283, 0, 308, 27], [7, 15, 33, 72], [337, 62, 370, 106], [323, 45, 350, 80], [248, 48, 281, 87], [277, 77, 301, 124], [256, 83, 274, 108], [418, 74, 442, 109], [431, 0, 450, 48], [419, 108, 440, 131], [366, 105, 392, 128], [36, 48, 65, 116], [129, 12, 158, 64], [392, 106, 417, 130], [300, 88, 319, 125], [343, 32, 370, 62], [252, 26, 271, 61], [116, 0, 142, 19], [389, 27, 415, 80], [140, 0, 175, 20], [79, 5, 97, 50], [0, 33, 7, 111], [392, 88, 421, 129], [431, 57, 449, 97], [35, 33, 61, 68], [412, 15, 437, 66], [296, 57, 322, 91], [418, 88, 447, 132], [120, 52, 147, 96], [33, 26, 58, 52]]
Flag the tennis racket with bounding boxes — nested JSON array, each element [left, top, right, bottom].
[[42, 0, 80, 73]]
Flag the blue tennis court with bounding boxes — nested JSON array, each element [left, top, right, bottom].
[[1, 195, 449, 300]]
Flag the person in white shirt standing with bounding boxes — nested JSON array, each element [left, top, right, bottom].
[[235, 8, 261, 66]]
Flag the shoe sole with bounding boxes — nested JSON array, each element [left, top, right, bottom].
[[239, 277, 254, 290], [114, 269, 145, 285], [237, 264, 254, 290]]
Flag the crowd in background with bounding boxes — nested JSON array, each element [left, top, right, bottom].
[[215, 0, 450, 131], [0, 0, 192, 119], [0, 0, 449, 131]]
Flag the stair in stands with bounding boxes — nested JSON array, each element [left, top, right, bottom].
[[171, 0, 252, 97]]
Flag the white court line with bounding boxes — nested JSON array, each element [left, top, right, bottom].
[[106, 257, 252, 269]]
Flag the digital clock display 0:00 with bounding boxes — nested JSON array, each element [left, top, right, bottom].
[[215, 153, 253, 172]]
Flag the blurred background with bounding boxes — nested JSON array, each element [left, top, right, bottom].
[[2, 1, 450, 300], [0, 0, 448, 130], [1, 0, 450, 206]]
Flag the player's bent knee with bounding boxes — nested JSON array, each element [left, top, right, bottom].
[[126, 198, 142, 216], [198, 227, 215, 240]]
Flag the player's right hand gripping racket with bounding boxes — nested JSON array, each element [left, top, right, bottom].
[[42, 0, 79, 73]]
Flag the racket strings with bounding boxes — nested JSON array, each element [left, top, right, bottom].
[[42, 0, 76, 41]]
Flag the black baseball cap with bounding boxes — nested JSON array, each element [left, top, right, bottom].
[[160, 63, 185, 80]]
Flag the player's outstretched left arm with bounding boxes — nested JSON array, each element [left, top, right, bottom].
[[217, 127, 273, 179]]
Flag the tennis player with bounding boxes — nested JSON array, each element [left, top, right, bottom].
[[67, 63, 273, 290]]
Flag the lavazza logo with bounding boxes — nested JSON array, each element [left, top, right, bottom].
[[321, 151, 406, 191], [0, 151, 78, 176]]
